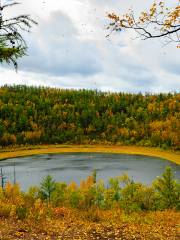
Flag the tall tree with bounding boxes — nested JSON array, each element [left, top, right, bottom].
[[0, 0, 37, 69]]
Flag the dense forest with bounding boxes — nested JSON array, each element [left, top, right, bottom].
[[0, 85, 179, 150]]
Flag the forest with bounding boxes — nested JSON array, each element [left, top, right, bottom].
[[0, 85, 179, 150]]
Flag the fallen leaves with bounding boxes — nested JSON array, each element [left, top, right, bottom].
[[0, 209, 179, 240]]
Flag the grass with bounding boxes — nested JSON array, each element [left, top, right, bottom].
[[0, 144, 179, 164]]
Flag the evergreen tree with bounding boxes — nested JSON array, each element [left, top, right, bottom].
[[39, 175, 56, 203], [153, 167, 180, 209]]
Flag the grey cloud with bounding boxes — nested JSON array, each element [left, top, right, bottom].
[[163, 63, 180, 76], [19, 11, 102, 77], [97, 41, 157, 90], [120, 65, 156, 88]]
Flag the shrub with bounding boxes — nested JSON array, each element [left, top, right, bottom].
[[51, 182, 67, 207], [16, 206, 28, 220], [69, 190, 83, 208], [0, 203, 12, 217], [120, 181, 144, 213]]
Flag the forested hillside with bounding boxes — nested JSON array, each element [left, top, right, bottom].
[[0, 85, 179, 150]]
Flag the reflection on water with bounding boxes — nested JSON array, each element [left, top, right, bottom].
[[0, 153, 179, 191]]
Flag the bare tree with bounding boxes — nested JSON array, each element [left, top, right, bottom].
[[0, 0, 37, 69]]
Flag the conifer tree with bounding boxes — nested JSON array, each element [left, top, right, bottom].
[[0, 0, 37, 69]]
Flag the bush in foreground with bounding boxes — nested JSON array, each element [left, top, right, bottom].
[[0, 167, 179, 220]]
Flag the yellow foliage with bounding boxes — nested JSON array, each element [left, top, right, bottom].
[[68, 181, 78, 191], [80, 176, 94, 190], [0, 208, 179, 239], [4, 182, 23, 205], [107, 0, 180, 47]]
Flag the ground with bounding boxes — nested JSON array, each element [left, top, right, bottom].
[[0, 209, 179, 240]]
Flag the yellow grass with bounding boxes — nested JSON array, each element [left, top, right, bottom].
[[0, 145, 179, 164]]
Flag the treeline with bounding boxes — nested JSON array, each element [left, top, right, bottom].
[[0, 85, 179, 149]]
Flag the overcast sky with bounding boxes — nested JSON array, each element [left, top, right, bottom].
[[0, 0, 179, 93]]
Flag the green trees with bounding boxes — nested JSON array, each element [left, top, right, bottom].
[[0, 167, 179, 215], [34, 167, 180, 211], [0, 1, 37, 69]]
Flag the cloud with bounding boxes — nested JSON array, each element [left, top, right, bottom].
[[0, 0, 179, 93], [164, 64, 180, 76], [18, 11, 102, 77]]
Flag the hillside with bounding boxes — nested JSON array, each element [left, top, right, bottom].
[[0, 85, 179, 150]]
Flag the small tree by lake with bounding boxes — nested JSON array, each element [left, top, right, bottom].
[[39, 175, 56, 203], [153, 167, 180, 209]]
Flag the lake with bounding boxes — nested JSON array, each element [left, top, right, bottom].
[[0, 153, 179, 191]]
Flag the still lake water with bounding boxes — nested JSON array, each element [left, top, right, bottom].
[[0, 153, 179, 191]]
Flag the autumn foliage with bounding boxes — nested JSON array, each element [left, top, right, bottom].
[[0, 167, 179, 239], [107, 0, 180, 47], [0, 86, 180, 150]]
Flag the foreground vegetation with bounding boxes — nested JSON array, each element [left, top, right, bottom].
[[0, 167, 179, 239], [0, 209, 179, 240], [0, 86, 179, 150]]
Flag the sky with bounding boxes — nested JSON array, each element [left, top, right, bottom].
[[0, 0, 179, 93]]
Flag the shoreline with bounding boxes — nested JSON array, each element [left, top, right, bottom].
[[0, 145, 180, 164]]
